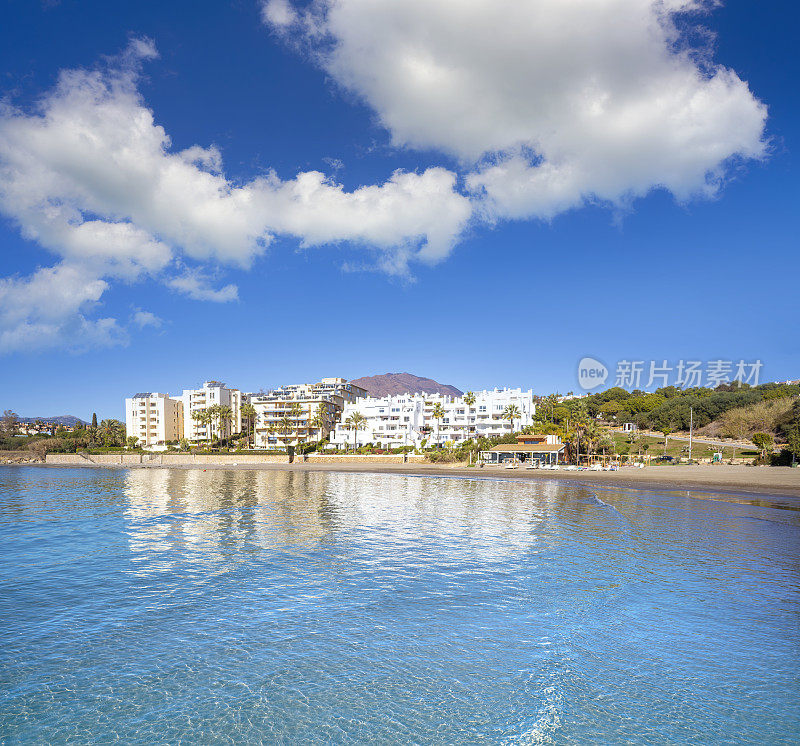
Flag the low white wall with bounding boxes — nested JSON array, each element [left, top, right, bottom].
[[46, 454, 139, 465], [305, 454, 426, 464], [45, 453, 291, 466], [45, 453, 423, 466], [162, 454, 290, 465]]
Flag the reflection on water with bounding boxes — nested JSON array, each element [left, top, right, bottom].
[[123, 470, 588, 566], [1, 467, 799, 744], [125, 470, 339, 571]]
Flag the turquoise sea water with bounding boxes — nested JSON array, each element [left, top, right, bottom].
[[1, 467, 799, 744]]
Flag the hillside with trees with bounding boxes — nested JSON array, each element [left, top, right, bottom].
[[573, 382, 798, 433], [532, 381, 800, 465]]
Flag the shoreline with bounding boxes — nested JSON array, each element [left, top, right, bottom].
[[6, 460, 800, 503]]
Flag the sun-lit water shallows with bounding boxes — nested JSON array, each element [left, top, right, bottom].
[[1, 466, 799, 743]]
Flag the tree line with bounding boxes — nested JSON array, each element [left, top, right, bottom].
[[0, 411, 128, 455]]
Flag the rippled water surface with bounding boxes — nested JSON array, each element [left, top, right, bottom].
[[2, 467, 799, 744]]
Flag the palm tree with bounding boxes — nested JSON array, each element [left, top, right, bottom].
[[190, 409, 201, 442], [583, 421, 600, 460], [502, 404, 521, 434], [287, 402, 305, 451], [99, 418, 113, 444], [216, 405, 233, 447], [99, 419, 126, 447], [264, 424, 277, 450], [191, 408, 211, 446], [463, 392, 476, 441], [206, 404, 221, 445], [278, 415, 294, 449], [431, 402, 445, 445], [560, 408, 584, 464], [240, 403, 257, 448], [255, 419, 275, 450], [345, 411, 367, 451], [310, 403, 328, 441]]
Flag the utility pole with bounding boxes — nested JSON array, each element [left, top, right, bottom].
[[689, 406, 693, 463]]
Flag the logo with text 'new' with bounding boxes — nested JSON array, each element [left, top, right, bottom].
[[578, 357, 608, 390]]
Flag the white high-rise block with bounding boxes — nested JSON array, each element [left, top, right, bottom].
[[251, 377, 368, 449], [330, 388, 536, 449], [125, 392, 184, 447], [181, 381, 243, 443]]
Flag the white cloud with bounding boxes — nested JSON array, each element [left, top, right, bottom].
[[0, 6, 769, 354], [323, 157, 344, 172], [264, 0, 768, 219], [167, 269, 239, 303], [0, 39, 470, 352], [248, 167, 469, 266], [261, 0, 297, 27], [0, 37, 468, 266], [131, 308, 163, 329], [0, 263, 126, 353]]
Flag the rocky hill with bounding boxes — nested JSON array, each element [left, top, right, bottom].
[[18, 415, 88, 426], [351, 373, 463, 399]]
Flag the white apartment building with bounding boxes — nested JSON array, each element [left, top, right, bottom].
[[251, 377, 368, 449], [330, 388, 536, 450], [181, 381, 243, 443], [125, 392, 184, 447]]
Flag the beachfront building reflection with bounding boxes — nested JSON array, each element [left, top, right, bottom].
[[121, 469, 588, 571], [122, 468, 338, 571]]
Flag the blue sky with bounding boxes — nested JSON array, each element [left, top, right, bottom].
[[0, 0, 797, 420]]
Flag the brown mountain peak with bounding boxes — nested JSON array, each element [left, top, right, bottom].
[[350, 373, 464, 398]]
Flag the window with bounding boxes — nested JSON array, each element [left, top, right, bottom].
[[479, 406, 487, 412]]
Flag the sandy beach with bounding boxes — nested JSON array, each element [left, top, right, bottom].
[[18, 458, 799, 504]]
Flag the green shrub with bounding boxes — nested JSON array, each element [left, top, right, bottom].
[[770, 449, 795, 466]]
